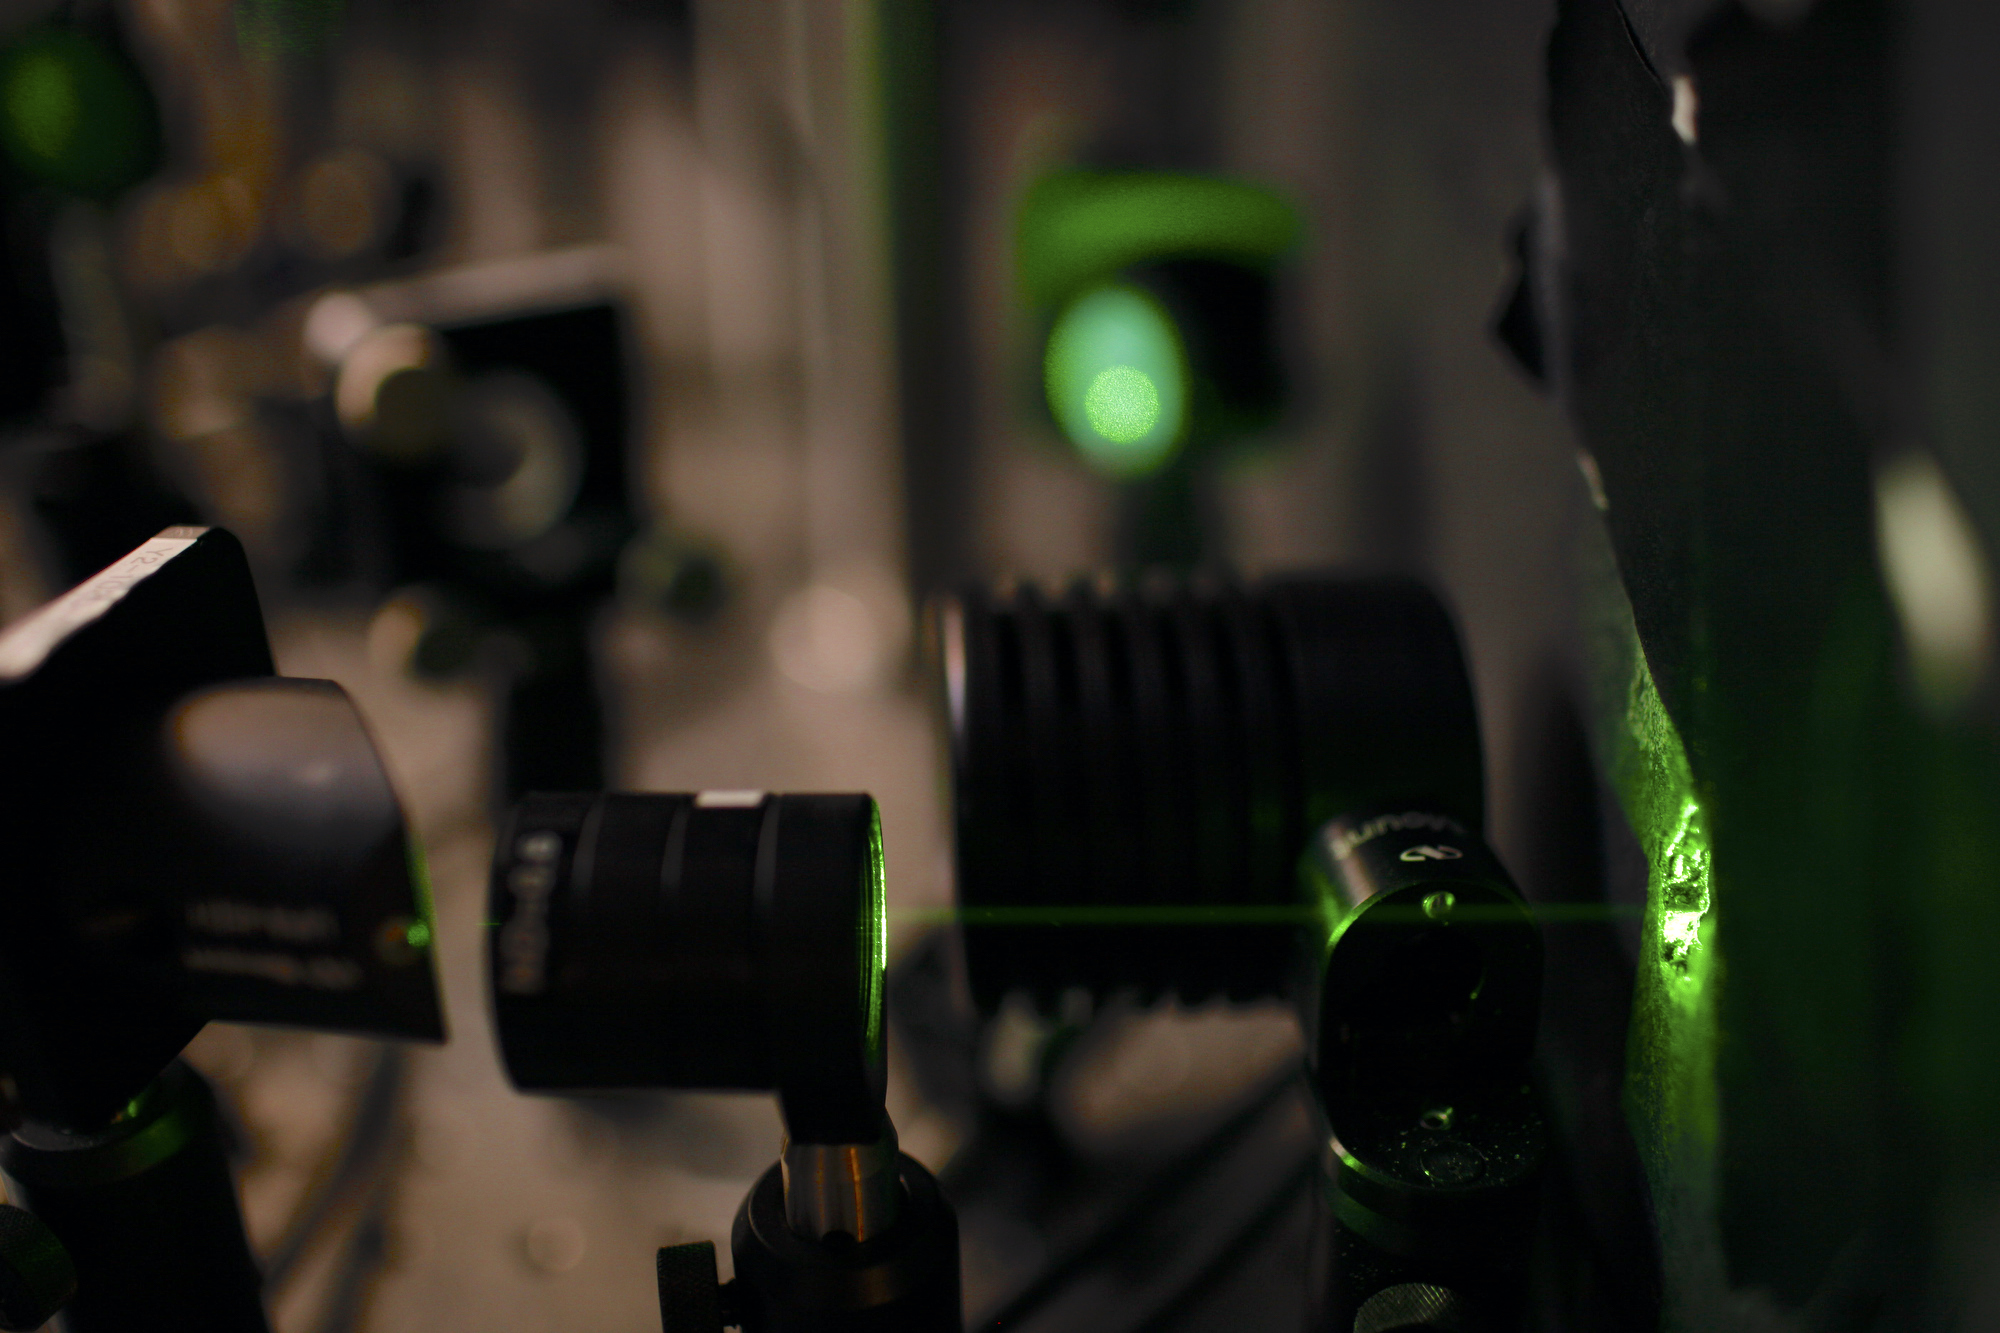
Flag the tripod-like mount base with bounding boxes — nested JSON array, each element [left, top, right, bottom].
[[658, 1153, 960, 1333]]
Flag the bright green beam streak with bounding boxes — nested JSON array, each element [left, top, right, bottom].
[[892, 903, 1640, 927]]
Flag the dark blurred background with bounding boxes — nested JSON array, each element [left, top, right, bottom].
[[1, 0, 1997, 1330]]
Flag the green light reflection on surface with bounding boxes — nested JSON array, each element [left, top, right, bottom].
[[1581, 516, 1720, 1330], [406, 836, 439, 955], [862, 800, 887, 1063], [1044, 284, 1186, 477]]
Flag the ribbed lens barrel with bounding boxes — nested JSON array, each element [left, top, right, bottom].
[[488, 791, 889, 1144], [939, 574, 1485, 1009]]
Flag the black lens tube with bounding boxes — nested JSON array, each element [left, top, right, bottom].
[[1307, 808, 1544, 1333], [489, 791, 889, 1144], [1304, 807, 1542, 1116]]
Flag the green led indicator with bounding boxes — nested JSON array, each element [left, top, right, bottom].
[[1044, 283, 1187, 478], [405, 919, 432, 950]]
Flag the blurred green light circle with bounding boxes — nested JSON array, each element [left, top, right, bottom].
[[1044, 283, 1186, 478], [1084, 366, 1160, 443], [0, 27, 158, 199], [7, 51, 77, 165]]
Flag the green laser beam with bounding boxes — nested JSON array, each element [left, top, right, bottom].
[[891, 903, 1642, 927]]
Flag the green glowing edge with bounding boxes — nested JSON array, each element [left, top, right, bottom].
[[861, 800, 888, 1064], [405, 834, 439, 955]]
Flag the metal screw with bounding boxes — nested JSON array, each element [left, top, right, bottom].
[[516, 831, 562, 863]]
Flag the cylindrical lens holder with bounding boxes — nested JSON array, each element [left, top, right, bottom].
[[1305, 808, 1542, 1115], [1, 1062, 268, 1333], [489, 791, 889, 1143], [937, 574, 1484, 1008], [1306, 808, 1544, 1332]]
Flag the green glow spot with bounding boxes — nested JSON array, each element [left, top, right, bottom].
[[1045, 284, 1186, 477], [405, 919, 432, 950], [6, 52, 75, 164], [1084, 366, 1161, 442], [1656, 794, 1711, 994], [1578, 518, 1720, 1312]]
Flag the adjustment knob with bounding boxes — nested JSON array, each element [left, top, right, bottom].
[[490, 791, 889, 1144], [1352, 1282, 1472, 1332], [657, 1240, 733, 1333], [0, 1204, 75, 1331]]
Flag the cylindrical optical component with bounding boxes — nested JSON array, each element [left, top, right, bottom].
[[936, 574, 1484, 1008], [1304, 807, 1542, 1115], [488, 791, 888, 1144], [1305, 807, 1544, 1327]]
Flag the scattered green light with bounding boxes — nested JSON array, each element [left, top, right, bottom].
[[1045, 284, 1186, 477], [1580, 519, 1719, 1318], [406, 837, 440, 961], [861, 801, 887, 1062], [1655, 794, 1711, 997]]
